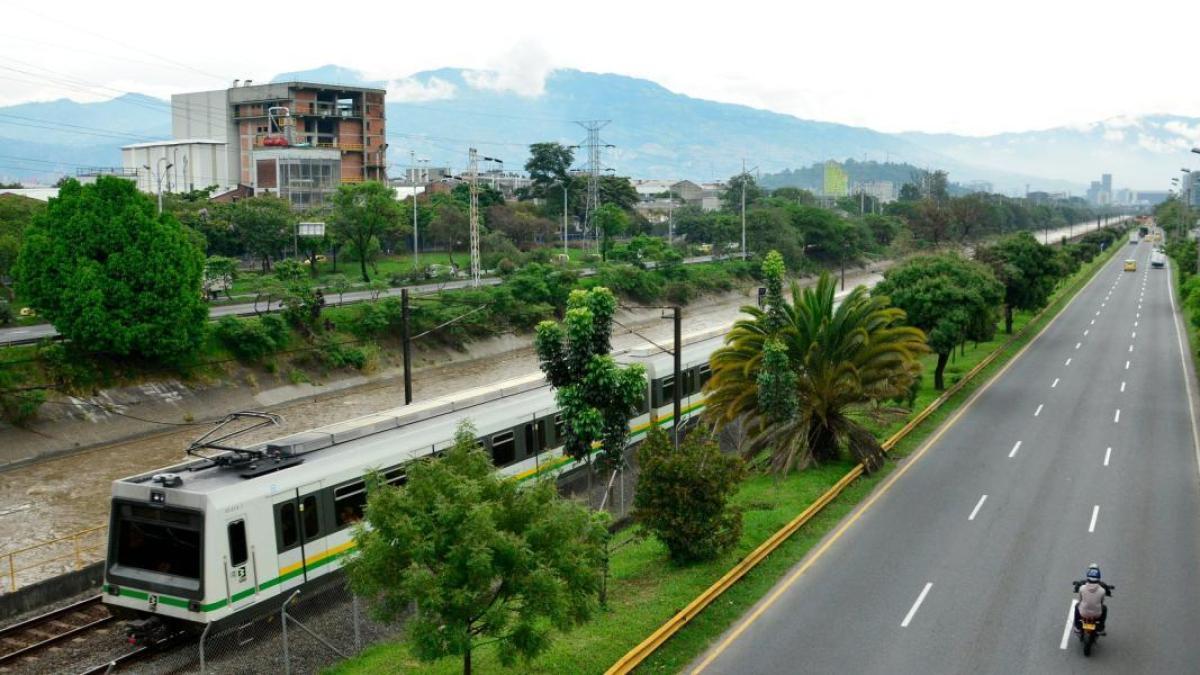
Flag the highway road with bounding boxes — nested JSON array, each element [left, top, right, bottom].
[[691, 231, 1200, 673]]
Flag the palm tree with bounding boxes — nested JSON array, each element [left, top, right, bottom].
[[704, 272, 928, 473]]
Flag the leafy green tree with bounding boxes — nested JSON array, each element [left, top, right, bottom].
[[231, 195, 293, 271], [770, 186, 816, 204], [634, 427, 745, 563], [598, 175, 639, 211], [534, 287, 646, 471], [522, 142, 575, 199], [14, 177, 207, 363], [706, 268, 927, 472], [327, 273, 351, 305], [347, 421, 609, 675], [0, 194, 43, 299], [721, 172, 763, 212], [429, 201, 469, 269], [330, 181, 406, 282], [204, 256, 238, 300], [873, 254, 1003, 390], [592, 203, 629, 261], [975, 231, 1062, 333]]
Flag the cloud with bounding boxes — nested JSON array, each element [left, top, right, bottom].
[[461, 39, 554, 97], [387, 76, 457, 102], [1102, 115, 1141, 130], [1162, 120, 1200, 142], [1102, 129, 1126, 143], [1135, 132, 1189, 154]]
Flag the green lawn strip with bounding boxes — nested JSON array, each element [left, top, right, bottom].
[[1170, 260, 1200, 381], [326, 241, 1118, 675]]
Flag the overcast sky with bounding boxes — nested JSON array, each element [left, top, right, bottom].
[[1, 0, 1197, 136]]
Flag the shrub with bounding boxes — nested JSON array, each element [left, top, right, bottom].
[[0, 301, 12, 326], [634, 427, 745, 564], [213, 315, 289, 363], [318, 338, 368, 370], [665, 281, 694, 305]]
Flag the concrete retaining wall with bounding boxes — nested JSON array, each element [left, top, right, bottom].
[[0, 562, 103, 621]]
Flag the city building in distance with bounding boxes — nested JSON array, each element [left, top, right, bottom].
[[123, 80, 387, 208]]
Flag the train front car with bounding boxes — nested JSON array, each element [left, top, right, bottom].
[[103, 471, 217, 642]]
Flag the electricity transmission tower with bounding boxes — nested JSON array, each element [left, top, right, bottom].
[[575, 120, 613, 249], [467, 148, 481, 286], [465, 148, 503, 286]]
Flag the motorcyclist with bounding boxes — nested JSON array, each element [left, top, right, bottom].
[[1073, 563, 1114, 634]]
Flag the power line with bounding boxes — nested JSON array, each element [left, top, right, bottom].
[[11, 6, 231, 84]]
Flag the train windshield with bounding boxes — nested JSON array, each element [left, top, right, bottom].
[[111, 503, 203, 586]]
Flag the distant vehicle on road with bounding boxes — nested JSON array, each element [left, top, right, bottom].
[[1129, 233, 1139, 245], [1124, 259, 1137, 272], [1139, 226, 1150, 237], [1151, 252, 1166, 268]]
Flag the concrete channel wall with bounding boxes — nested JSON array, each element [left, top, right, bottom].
[[0, 562, 103, 621]]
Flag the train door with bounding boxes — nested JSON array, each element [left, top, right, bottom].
[[223, 517, 255, 610], [295, 482, 331, 582], [272, 491, 305, 593]]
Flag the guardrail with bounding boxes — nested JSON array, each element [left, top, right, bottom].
[[605, 230, 1125, 674], [1, 525, 107, 593]]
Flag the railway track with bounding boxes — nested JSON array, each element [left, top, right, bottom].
[[0, 595, 113, 667]]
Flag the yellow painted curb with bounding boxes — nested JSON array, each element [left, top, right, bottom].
[[605, 238, 1122, 675]]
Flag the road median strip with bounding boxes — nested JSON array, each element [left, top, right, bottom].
[[606, 230, 1124, 675]]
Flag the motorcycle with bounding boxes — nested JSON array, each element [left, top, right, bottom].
[[1073, 583, 1115, 657]]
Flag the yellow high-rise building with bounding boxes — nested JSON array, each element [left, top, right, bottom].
[[823, 161, 849, 197]]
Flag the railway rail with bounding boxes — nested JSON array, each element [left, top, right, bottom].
[[0, 595, 112, 666]]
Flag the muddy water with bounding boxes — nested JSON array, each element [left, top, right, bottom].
[[0, 271, 883, 582]]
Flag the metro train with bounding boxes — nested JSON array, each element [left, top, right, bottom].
[[102, 329, 727, 637]]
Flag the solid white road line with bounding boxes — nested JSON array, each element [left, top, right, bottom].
[[1104, 447, 1112, 466], [968, 495, 988, 521], [1121, 381, 1126, 393], [1010, 441, 1022, 458], [1061, 600, 1080, 649], [1089, 505, 1100, 533], [1114, 409, 1120, 423], [1052, 378, 1059, 388], [1035, 404, 1044, 417], [901, 583, 933, 627]]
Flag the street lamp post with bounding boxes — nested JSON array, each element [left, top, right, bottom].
[[142, 157, 173, 215], [560, 181, 569, 258]]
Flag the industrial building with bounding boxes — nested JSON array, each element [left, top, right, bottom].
[[123, 80, 387, 208]]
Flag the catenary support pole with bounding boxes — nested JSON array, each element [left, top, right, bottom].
[[673, 306, 682, 448], [402, 288, 413, 405]]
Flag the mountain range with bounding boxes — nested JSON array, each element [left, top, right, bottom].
[[0, 64, 1188, 194]]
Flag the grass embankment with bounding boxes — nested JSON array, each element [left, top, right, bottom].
[[327, 236, 1122, 675]]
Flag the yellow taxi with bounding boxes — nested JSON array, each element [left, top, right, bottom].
[[1123, 259, 1137, 272]]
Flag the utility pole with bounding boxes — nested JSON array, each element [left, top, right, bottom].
[[672, 305, 682, 448], [467, 148, 481, 287], [575, 120, 613, 251], [739, 160, 757, 260], [741, 159, 747, 261], [411, 150, 420, 272], [667, 185, 674, 247], [401, 288, 412, 404], [561, 182, 569, 258]]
